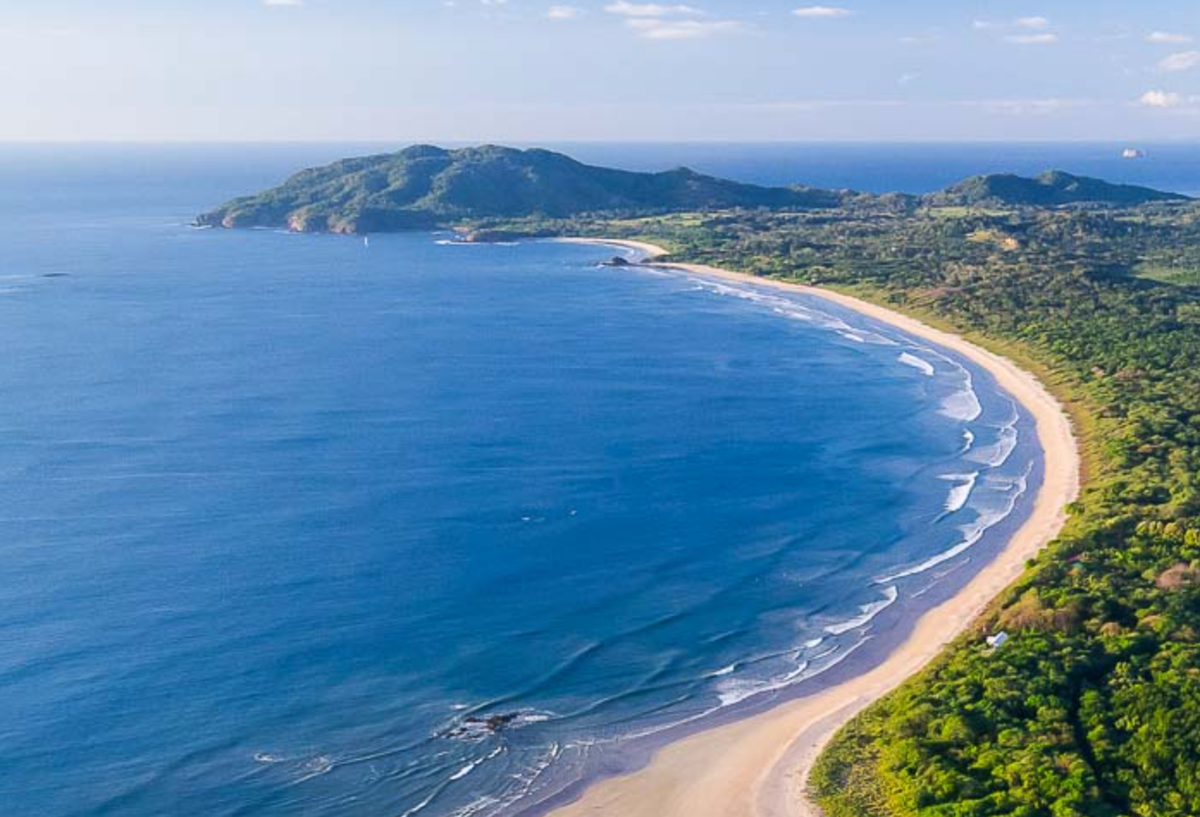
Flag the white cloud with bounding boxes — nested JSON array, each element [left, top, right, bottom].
[[969, 98, 1087, 116], [547, 5, 583, 19], [605, 1, 702, 16], [977, 16, 1056, 40], [1159, 51, 1200, 73], [604, 0, 741, 37], [793, 6, 852, 18], [625, 18, 743, 39], [1147, 31, 1193, 44], [1140, 90, 1184, 107], [263, 0, 303, 6], [1005, 33, 1058, 45], [1014, 16, 1049, 29]]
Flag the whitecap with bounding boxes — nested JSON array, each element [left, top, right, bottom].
[[967, 423, 1018, 468], [682, 274, 901, 345], [716, 660, 811, 707], [714, 636, 871, 708], [878, 468, 1029, 583], [824, 586, 899, 635], [939, 472, 980, 514], [908, 345, 981, 421], [448, 747, 503, 782], [939, 383, 983, 422], [898, 352, 936, 376], [705, 663, 738, 678]]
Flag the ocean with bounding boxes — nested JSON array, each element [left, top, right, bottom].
[[0, 141, 1176, 816]]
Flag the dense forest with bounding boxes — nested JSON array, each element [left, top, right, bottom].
[[197, 145, 1183, 235], [195, 145, 844, 233], [475, 199, 1200, 817]]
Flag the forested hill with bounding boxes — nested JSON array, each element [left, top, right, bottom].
[[195, 145, 848, 233], [925, 170, 1189, 207], [198, 146, 1189, 234]]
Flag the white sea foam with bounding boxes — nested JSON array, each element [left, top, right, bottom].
[[961, 429, 976, 454], [706, 663, 738, 678], [967, 422, 1019, 468], [824, 586, 899, 635], [940, 472, 980, 514], [293, 754, 334, 783], [400, 789, 439, 817], [685, 275, 898, 345], [449, 796, 501, 817], [448, 747, 504, 782], [713, 636, 873, 708], [906, 343, 982, 421], [878, 468, 1030, 583], [716, 659, 812, 707], [469, 743, 561, 817], [513, 712, 552, 726], [898, 352, 936, 376], [939, 381, 983, 422], [448, 763, 476, 782]]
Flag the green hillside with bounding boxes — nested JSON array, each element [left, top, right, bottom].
[[196, 144, 848, 233], [927, 170, 1190, 208]]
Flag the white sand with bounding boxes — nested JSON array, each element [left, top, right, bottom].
[[546, 238, 1082, 817]]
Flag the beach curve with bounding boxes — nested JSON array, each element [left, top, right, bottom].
[[547, 237, 1082, 817]]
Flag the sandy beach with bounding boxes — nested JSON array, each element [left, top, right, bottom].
[[548, 238, 1082, 817]]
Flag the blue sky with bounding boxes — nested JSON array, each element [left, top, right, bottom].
[[3, 0, 1200, 141]]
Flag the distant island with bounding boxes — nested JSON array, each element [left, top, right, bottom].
[[196, 145, 1188, 234], [927, 169, 1187, 207]]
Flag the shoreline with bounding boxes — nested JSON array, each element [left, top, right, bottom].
[[546, 237, 1082, 817]]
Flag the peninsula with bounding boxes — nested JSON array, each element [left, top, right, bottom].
[[196, 145, 1186, 234]]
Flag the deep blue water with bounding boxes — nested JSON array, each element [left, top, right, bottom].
[[0, 142, 1099, 817]]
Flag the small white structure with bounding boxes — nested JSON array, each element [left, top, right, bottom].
[[986, 631, 1009, 649]]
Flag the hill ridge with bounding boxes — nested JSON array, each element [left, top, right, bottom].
[[197, 147, 1190, 234]]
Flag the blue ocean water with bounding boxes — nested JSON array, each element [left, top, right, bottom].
[[0, 141, 1135, 817]]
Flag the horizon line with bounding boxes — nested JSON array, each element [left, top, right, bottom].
[[1, 138, 1197, 147]]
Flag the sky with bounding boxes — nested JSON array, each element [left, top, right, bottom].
[[2, 0, 1200, 142]]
